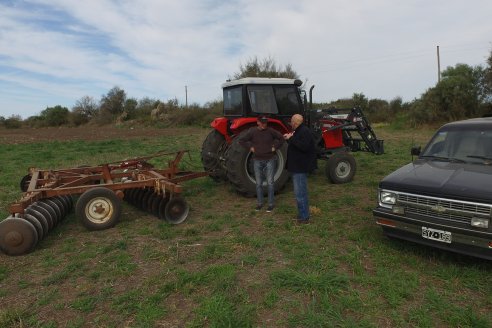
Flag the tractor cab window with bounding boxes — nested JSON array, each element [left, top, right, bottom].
[[274, 86, 302, 115], [223, 86, 243, 116], [247, 85, 278, 115]]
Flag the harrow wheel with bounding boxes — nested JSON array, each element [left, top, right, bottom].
[[0, 217, 38, 255], [159, 197, 189, 224], [76, 187, 122, 231]]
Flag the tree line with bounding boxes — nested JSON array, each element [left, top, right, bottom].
[[1, 51, 492, 129]]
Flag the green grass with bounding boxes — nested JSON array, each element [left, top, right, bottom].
[[0, 126, 491, 327]]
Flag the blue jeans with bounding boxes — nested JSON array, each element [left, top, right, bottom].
[[292, 173, 309, 220], [253, 159, 275, 207]]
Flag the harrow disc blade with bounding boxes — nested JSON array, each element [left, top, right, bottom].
[[36, 201, 58, 226], [62, 195, 74, 211], [134, 189, 147, 209], [149, 193, 167, 217], [20, 174, 32, 192], [129, 188, 143, 206], [141, 190, 154, 212], [160, 197, 189, 224], [0, 217, 38, 255], [23, 214, 45, 240], [25, 207, 49, 235], [30, 204, 55, 230], [43, 199, 63, 222], [53, 196, 69, 217]]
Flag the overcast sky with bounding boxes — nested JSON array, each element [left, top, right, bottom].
[[1, 0, 491, 119]]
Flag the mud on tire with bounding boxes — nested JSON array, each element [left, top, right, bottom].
[[201, 130, 228, 181]]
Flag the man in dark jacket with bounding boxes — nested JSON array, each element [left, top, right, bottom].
[[284, 114, 317, 224], [239, 116, 285, 212]]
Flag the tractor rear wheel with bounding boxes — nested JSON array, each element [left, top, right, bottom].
[[225, 136, 289, 197], [325, 152, 356, 184], [201, 130, 228, 181]]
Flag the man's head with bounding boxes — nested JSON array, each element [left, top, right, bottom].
[[290, 114, 303, 130], [257, 115, 268, 129]]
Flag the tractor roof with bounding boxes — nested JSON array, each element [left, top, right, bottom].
[[222, 77, 302, 89]]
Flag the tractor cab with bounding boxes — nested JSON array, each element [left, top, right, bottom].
[[217, 78, 304, 138]]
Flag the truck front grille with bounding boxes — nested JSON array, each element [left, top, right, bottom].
[[397, 193, 491, 225]]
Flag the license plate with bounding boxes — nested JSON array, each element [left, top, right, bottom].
[[422, 226, 452, 243]]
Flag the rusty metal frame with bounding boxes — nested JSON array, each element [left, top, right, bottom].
[[9, 150, 208, 214]]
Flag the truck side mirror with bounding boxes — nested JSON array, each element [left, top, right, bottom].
[[411, 146, 421, 156]]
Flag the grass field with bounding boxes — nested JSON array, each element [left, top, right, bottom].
[[0, 126, 491, 327]]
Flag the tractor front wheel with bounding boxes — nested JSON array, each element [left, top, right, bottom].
[[325, 152, 356, 184], [201, 130, 228, 181], [225, 136, 289, 197]]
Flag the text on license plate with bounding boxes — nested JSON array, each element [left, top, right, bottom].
[[422, 226, 452, 243]]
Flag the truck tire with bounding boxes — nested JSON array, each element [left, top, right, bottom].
[[201, 130, 228, 181], [325, 152, 356, 184], [75, 187, 121, 231], [225, 136, 289, 197]]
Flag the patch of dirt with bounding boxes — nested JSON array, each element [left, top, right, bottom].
[[0, 126, 201, 144]]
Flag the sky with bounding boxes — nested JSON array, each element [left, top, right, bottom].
[[1, 0, 491, 119]]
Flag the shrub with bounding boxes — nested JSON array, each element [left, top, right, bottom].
[[4, 115, 22, 129]]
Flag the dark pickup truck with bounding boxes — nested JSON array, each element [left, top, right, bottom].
[[373, 117, 492, 260]]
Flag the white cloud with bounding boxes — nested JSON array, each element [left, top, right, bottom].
[[0, 0, 491, 118]]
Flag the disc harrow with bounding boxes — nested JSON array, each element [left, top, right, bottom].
[[0, 150, 208, 256]]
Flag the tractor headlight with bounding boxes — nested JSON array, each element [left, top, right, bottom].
[[379, 190, 397, 208]]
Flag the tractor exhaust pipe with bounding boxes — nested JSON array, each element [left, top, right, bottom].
[[309, 85, 315, 110]]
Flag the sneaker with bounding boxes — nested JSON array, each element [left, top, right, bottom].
[[296, 219, 310, 225], [266, 205, 274, 212], [255, 204, 263, 211]]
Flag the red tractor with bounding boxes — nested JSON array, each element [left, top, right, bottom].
[[201, 77, 384, 196]]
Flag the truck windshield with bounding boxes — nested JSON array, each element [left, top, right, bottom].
[[421, 129, 492, 164]]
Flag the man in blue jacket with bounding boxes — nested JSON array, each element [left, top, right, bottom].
[[239, 116, 285, 212], [284, 114, 317, 224]]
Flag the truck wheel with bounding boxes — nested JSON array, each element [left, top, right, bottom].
[[201, 130, 228, 181], [225, 136, 289, 197], [76, 187, 122, 231], [325, 152, 356, 184]]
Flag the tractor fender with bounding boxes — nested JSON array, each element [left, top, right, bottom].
[[230, 117, 290, 136], [211, 117, 231, 143]]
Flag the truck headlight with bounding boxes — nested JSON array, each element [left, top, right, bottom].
[[380, 191, 397, 207], [470, 218, 489, 229]]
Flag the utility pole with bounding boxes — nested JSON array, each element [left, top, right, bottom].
[[185, 85, 188, 108], [437, 45, 441, 83]]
